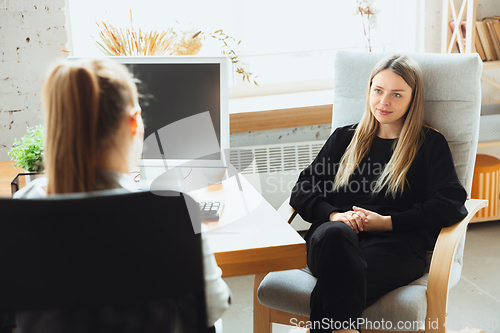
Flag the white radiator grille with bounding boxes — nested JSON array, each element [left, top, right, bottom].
[[230, 141, 325, 174]]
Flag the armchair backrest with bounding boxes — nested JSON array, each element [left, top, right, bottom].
[[332, 51, 482, 195], [0, 189, 206, 333]]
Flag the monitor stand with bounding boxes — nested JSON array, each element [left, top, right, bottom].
[[138, 165, 227, 193]]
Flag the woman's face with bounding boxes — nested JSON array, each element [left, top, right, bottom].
[[369, 69, 413, 137]]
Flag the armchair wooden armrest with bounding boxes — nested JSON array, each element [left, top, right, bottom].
[[426, 199, 487, 333], [277, 197, 296, 224]]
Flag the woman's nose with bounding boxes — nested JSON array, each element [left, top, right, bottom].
[[380, 94, 390, 105]]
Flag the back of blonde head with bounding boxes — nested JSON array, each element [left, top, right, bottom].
[[333, 54, 426, 198], [43, 59, 136, 194]]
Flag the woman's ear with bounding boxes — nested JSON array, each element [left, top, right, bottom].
[[129, 103, 141, 135], [130, 114, 138, 135]]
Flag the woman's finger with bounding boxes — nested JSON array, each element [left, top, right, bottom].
[[353, 206, 369, 222], [352, 213, 364, 232], [342, 217, 353, 229], [346, 213, 359, 233], [356, 211, 368, 224]]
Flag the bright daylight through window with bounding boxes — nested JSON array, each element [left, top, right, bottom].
[[68, 0, 418, 99]]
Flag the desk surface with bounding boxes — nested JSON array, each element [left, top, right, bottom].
[[186, 170, 306, 277], [0, 161, 306, 277], [0, 161, 23, 197]]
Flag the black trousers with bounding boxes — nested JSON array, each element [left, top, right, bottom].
[[305, 221, 426, 332]]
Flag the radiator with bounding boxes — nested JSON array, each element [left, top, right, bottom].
[[229, 140, 325, 231]]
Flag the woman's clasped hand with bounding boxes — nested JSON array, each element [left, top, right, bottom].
[[329, 206, 393, 233]]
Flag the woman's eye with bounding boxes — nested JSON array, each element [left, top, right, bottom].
[[394, 93, 401, 97], [374, 89, 381, 93]]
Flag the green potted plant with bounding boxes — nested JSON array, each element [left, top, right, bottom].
[[8, 124, 45, 173], [8, 125, 45, 194]]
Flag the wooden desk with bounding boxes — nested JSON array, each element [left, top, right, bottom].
[[185, 170, 306, 278], [185, 169, 306, 332], [0, 161, 23, 197]]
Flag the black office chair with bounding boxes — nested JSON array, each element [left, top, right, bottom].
[[0, 189, 207, 333]]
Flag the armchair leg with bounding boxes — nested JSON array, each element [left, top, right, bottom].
[[254, 273, 272, 333]]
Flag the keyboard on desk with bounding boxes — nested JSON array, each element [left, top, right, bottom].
[[198, 200, 224, 221]]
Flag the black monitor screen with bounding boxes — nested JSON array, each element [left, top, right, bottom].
[[126, 63, 221, 160]]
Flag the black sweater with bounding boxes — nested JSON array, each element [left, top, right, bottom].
[[290, 124, 468, 258]]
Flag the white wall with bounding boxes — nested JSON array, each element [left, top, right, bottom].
[[0, 0, 69, 161], [418, 0, 443, 53], [2, 0, 500, 162]]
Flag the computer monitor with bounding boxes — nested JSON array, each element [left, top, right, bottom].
[[114, 56, 229, 164], [114, 56, 230, 190], [67, 56, 230, 190]]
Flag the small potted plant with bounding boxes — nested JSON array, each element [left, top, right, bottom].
[[8, 125, 45, 194]]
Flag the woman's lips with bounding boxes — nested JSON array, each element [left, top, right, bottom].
[[377, 109, 392, 116]]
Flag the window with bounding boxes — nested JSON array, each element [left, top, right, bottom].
[[68, 0, 418, 100]]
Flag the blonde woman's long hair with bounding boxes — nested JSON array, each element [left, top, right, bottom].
[[42, 59, 137, 194], [333, 54, 426, 198]]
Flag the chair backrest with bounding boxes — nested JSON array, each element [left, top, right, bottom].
[[0, 189, 206, 333], [332, 51, 482, 195], [332, 52, 482, 280]]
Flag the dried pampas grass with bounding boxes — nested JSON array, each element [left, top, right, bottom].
[[93, 10, 257, 84]]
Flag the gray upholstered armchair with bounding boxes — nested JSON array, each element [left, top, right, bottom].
[[255, 51, 487, 333]]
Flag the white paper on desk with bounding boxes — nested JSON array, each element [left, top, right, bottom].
[[142, 111, 262, 234]]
